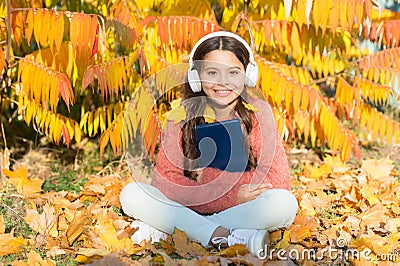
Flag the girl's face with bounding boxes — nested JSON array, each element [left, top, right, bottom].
[[199, 50, 246, 108]]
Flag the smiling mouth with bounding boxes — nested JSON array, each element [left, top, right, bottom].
[[214, 90, 232, 96]]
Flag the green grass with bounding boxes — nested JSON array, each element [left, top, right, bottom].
[[319, 209, 341, 220], [42, 166, 88, 193], [0, 186, 34, 236]]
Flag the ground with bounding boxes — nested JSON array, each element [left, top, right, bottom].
[[0, 137, 399, 265]]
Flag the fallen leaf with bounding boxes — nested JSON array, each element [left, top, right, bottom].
[[215, 244, 248, 257], [358, 203, 386, 230], [361, 157, 394, 179], [47, 245, 67, 258], [0, 233, 27, 256], [323, 155, 350, 173], [76, 247, 109, 257], [66, 210, 89, 245], [359, 185, 380, 206], [25, 203, 58, 237], [171, 228, 207, 258], [3, 166, 43, 196], [0, 215, 5, 233], [299, 193, 316, 216], [93, 214, 143, 256], [310, 163, 332, 179]]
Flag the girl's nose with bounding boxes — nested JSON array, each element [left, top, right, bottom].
[[218, 72, 229, 85]]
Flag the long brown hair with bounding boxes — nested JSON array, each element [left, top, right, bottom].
[[181, 35, 257, 181]]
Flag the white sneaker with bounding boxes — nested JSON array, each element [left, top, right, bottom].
[[130, 220, 168, 244], [212, 228, 268, 257]]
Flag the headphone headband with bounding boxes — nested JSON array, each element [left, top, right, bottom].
[[188, 31, 255, 67]]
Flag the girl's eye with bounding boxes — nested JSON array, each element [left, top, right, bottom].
[[207, 71, 217, 76], [230, 70, 240, 75]]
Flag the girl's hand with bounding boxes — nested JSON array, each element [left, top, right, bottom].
[[237, 183, 272, 204]]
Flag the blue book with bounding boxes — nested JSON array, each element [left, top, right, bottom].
[[195, 118, 249, 172]]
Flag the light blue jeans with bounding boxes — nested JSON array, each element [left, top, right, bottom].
[[120, 182, 298, 247]]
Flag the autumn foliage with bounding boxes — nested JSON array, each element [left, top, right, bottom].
[[0, 0, 399, 162], [1, 0, 400, 264], [1, 151, 399, 264]]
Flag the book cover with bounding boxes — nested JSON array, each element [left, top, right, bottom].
[[195, 119, 248, 172]]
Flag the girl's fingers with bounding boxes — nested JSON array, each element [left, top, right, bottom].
[[248, 183, 272, 191]]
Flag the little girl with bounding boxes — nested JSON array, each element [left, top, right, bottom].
[[120, 31, 298, 258]]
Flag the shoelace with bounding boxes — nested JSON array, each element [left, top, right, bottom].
[[228, 231, 247, 245], [211, 236, 228, 250]]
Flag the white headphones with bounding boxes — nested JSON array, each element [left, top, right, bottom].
[[187, 31, 259, 93]]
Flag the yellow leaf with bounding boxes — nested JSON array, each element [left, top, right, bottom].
[[54, 13, 64, 54], [242, 101, 259, 112], [296, 0, 307, 28], [25, 9, 34, 45], [360, 185, 380, 206], [0, 234, 27, 256], [95, 217, 139, 255], [27, 250, 56, 266], [76, 248, 109, 258], [40, 9, 50, 48], [216, 244, 248, 257], [166, 101, 186, 125], [2, 166, 43, 196], [310, 163, 332, 179], [203, 104, 216, 123], [361, 157, 394, 179], [0, 216, 4, 234], [33, 9, 43, 47]]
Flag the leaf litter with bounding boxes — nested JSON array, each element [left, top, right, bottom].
[[0, 148, 399, 265]]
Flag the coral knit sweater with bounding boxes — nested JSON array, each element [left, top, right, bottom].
[[152, 97, 290, 214]]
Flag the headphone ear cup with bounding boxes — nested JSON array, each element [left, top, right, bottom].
[[188, 69, 202, 93], [245, 63, 259, 87]]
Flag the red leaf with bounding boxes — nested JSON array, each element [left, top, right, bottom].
[[62, 123, 71, 147], [82, 67, 95, 93]]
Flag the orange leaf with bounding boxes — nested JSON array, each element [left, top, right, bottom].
[[2, 166, 43, 196], [66, 211, 88, 245], [47, 11, 56, 54], [329, 2, 340, 36], [100, 131, 110, 158], [82, 67, 95, 92], [54, 12, 64, 54], [62, 123, 70, 146], [25, 9, 34, 45], [0, 49, 4, 76], [0, 234, 27, 256], [59, 73, 74, 111], [33, 9, 43, 47], [0, 216, 4, 234]]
